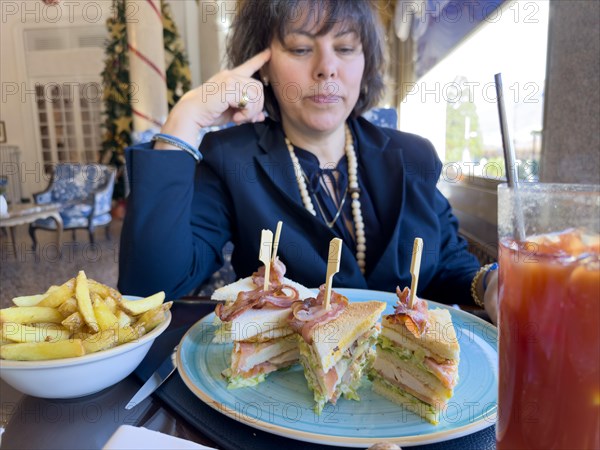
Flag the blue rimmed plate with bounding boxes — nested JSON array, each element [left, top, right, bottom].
[[176, 289, 497, 447]]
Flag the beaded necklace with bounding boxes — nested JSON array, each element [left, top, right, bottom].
[[285, 124, 366, 274]]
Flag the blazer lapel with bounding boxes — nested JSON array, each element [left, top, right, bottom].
[[350, 118, 407, 284], [253, 120, 368, 288]]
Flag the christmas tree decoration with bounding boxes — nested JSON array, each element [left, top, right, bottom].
[[101, 0, 133, 201], [162, 0, 192, 109], [100, 0, 193, 200]]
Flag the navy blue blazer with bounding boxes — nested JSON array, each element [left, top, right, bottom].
[[118, 117, 479, 303]]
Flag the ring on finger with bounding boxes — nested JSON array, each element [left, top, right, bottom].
[[237, 90, 250, 109]]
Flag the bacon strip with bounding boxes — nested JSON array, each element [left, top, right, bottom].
[[289, 285, 349, 344], [215, 284, 299, 322], [215, 258, 300, 322], [252, 257, 287, 287], [387, 286, 429, 337]]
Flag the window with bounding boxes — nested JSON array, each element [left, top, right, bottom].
[[35, 82, 103, 173], [400, 0, 549, 182]]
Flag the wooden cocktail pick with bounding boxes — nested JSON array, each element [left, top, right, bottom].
[[323, 238, 342, 310], [271, 221, 283, 262], [259, 229, 273, 291], [408, 237, 423, 309]]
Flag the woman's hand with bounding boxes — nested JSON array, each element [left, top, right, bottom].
[[483, 270, 498, 325], [156, 49, 271, 149]]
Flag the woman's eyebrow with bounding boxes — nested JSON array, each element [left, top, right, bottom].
[[286, 29, 358, 39]]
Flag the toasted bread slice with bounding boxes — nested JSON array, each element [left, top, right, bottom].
[[382, 308, 459, 362], [310, 301, 386, 372], [211, 276, 315, 304], [372, 376, 441, 425], [213, 307, 294, 342]]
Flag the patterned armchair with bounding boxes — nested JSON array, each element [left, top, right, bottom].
[[29, 163, 116, 247]]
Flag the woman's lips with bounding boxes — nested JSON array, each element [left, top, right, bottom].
[[309, 95, 341, 104]]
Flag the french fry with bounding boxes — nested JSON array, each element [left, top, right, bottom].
[[87, 279, 110, 297], [0, 340, 85, 360], [1, 273, 169, 361], [1, 322, 71, 343], [119, 291, 166, 315], [136, 302, 172, 333], [11, 294, 45, 307], [116, 310, 132, 328], [71, 331, 92, 341], [82, 329, 117, 353], [58, 297, 78, 318], [75, 271, 99, 333], [104, 296, 118, 314], [89, 279, 122, 302], [33, 323, 67, 331], [61, 312, 84, 332], [93, 298, 119, 331], [37, 279, 74, 308], [90, 293, 118, 314], [115, 325, 144, 345], [0, 306, 63, 324]]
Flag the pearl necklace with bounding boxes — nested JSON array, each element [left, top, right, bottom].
[[285, 124, 366, 274]]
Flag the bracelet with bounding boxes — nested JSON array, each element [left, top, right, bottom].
[[470, 263, 497, 308], [482, 262, 499, 291], [152, 133, 203, 162]]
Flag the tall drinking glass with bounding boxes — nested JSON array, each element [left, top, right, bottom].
[[497, 183, 600, 449]]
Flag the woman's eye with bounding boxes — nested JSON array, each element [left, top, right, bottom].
[[290, 48, 310, 56], [337, 47, 355, 54]]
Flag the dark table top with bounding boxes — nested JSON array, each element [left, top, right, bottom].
[[0, 299, 496, 450]]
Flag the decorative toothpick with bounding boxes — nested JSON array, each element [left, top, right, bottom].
[[408, 237, 423, 308], [259, 229, 273, 291], [271, 221, 283, 263], [323, 238, 343, 310]]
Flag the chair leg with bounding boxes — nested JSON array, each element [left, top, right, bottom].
[[72, 229, 76, 240], [9, 227, 18, 257], [105, 224, 111, 241], [29, 225, 38, 251], [88, 226, 95, 244]]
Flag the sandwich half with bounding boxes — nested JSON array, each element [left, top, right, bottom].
[[290, 287, 386, 414], [212, 257, 315, 343], [370, 287, 460, 425], [214, 258, 314, 388]]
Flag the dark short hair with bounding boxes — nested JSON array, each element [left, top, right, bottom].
[[226, 0, 385, 121]]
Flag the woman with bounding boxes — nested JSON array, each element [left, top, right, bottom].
[[118, 0, 498, 321]]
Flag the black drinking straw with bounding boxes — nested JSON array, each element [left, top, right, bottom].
[[494, 73, 526, 242]]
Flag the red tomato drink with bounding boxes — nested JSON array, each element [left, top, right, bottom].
[[497, 230, 600, 449]]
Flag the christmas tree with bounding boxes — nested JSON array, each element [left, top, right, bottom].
[[162, 1, 192, 108], [100, 0, 192, 201], [100, 0, 132, 201]]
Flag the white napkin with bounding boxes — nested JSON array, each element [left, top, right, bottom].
[[103, 425, 217, 450]]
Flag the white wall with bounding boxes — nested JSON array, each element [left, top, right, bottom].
[[1, 0, 112, 198], [0, 0, 210, 199]]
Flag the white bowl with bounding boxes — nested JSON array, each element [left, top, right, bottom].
[[0, 309, 171, 399]]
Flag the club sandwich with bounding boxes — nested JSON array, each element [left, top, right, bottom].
[[370, 287, 460, 424], [290, 286, 386, 414], [214, 257, 314, 388]]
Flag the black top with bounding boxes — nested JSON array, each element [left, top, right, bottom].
[[294, 141, 384, 276]]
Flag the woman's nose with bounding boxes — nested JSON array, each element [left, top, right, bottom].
[[313, 51, 337, 80]]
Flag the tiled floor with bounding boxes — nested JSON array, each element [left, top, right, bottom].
[[0, 220, 122, 309]]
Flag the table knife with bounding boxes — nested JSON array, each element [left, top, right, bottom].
[[125, 346, 178, 410]]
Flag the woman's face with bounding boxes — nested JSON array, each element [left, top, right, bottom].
[[265, 19, 365, 136]]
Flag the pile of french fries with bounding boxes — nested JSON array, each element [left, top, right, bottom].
[[0, 271, 171, 361]]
